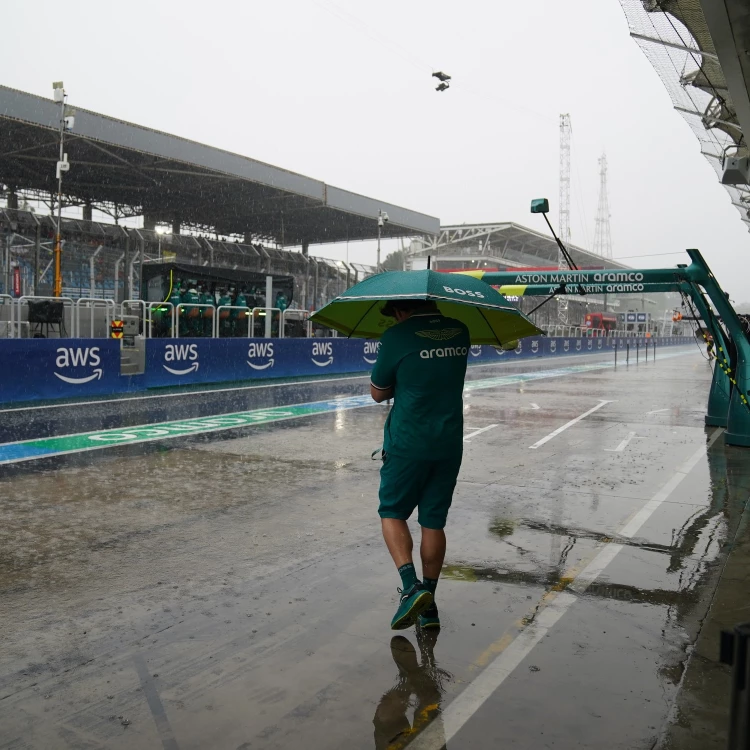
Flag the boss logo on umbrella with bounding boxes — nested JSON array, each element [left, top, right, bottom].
[[442, 285, 485, 299], [311, 341, 334, 367], [54, 346, 103, 384], [247, 342, 275, 370], [363, 341, 380, 364]]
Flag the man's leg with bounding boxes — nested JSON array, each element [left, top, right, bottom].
[[420, 527, 446, 580], [379, 456, 433, 630], [381, 518, 414, 569]]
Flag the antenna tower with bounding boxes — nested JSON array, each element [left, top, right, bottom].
[[593, 152, 613, 259], [558, 114, 572, 323]]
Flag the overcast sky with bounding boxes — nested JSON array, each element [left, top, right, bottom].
[[3, 0, 749, 300]]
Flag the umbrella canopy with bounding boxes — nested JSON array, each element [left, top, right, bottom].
[[311, 270, 543, 345]]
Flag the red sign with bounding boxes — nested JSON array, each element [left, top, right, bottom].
[[12, 267, 21, 297]]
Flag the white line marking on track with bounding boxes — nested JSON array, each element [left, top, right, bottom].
[[529, 400, 614, 449], [604, 431, 637, 452], [646, 408, 669, 415], [530, 403, 540, 410], [408, 428, 724, 750], [463, 424, 498, 443]]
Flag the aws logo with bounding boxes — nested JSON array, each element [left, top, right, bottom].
[[597, 340, 603, 349], [550, 341, 557, 353], [469, 345, 482, 357], [247, 342, 274, 370], [563, 340, 570, 352], [575, 340, 582, 351], [531, 340, 539, 353], [311, 341, 333, 367], [54, 346, 102, 384], [163, 343, 199, 375], [587, 340, 593, 350], [363, 341, 380, 364], [515, 342, 523, 355]]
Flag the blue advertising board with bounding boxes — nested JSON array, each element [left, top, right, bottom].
[[0, 335, 692, 406]]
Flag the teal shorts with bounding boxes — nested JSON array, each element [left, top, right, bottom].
[[378, 452, 463, 530]]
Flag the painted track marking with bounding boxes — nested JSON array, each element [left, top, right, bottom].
[[408, 428, 724, 750], [529, 400, 614, 449], [604, 431, 638, 452], [463, 424, 498, 443]]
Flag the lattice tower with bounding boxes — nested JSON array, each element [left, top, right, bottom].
[[558, 114, 572, 324], [593, 152, 613, 259]]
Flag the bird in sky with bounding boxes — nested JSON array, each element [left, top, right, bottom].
[[432, 71, 451, 82], [435, 82, 450, 92]]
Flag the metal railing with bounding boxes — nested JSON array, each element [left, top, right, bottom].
[[175, 303, 216, 338], [148, 301, 175, 339], [74, 298, 116, 338], [215, 305, 251, 338], [15, 295, 75, 339], [122, 299, 147, 335], [281, 309, 312, 338], [250, 307, 282, 338]]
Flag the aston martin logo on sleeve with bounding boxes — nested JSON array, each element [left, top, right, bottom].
[[415, 327, 463, 341]]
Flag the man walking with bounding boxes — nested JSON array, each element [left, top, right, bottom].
[[370, 299, 470, 630]]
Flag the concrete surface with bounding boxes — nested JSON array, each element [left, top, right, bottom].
[[0, 346, 747, 749]]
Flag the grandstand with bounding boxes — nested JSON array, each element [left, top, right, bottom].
[[0, 84, 437, 307]]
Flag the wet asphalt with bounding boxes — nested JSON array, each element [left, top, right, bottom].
[[1, 345, 747, 749]]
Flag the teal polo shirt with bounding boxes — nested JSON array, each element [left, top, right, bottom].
[[370, 313, 470, 461]]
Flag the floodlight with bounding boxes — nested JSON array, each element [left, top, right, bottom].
[[155, 226, 168, 235], [530, 198, 549, 214], [52, 81, 64, 102]]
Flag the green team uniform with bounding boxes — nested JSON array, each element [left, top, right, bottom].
[[371, 313, 470, 529]]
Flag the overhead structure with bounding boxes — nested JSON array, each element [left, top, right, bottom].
[[619, 0, 750, 232], [557, 115, 573, 324], [593, 153, 613, 259], [0, 85, 439, 247]]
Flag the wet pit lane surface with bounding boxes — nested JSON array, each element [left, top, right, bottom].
[[1, 346, 748, 749]]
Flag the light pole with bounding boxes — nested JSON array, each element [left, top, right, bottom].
[[52, 82, 73, 297], [376, 210, 388, 272]]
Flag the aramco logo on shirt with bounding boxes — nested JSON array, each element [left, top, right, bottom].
[[247, 342, 274, 370], [311, 341, 334, 367], [163, 344, 199, 375], [54, 346, 102, 384], [419, 346, 468, 359], [363, 340, 380, 364]]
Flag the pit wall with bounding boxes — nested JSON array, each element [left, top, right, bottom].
[[0, 335, 694, 406]]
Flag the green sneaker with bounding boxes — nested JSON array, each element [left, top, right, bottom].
[[418, 603, 440, 629], [391, 583, 433, 630]]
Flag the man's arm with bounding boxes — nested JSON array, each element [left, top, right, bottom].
[[370, 333, 397, 403], [370, 383, 394, 403]]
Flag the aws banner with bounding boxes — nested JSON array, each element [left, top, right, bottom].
[[144, 338, 381, 388], [0, 336, 693, 405], [0, 338, 131, 403]]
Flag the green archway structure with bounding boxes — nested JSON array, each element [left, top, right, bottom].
[[458, 250, 749, 446]]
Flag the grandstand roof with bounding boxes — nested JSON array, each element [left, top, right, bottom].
[[620, 0, 750, 231], [409, 222, 631, 270], [0, 85, 439, 245]]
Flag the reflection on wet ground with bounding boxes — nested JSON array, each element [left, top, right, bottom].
[[1, 349, 749, 749]]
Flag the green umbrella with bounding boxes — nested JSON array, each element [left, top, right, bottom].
[[311, 270, 543, 345]]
